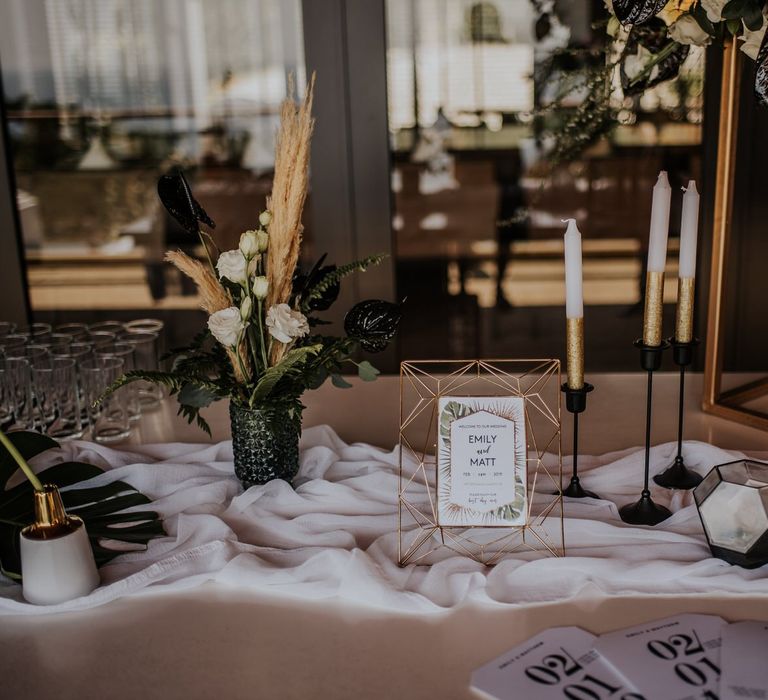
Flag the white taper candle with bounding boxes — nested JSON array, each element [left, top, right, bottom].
[[678, 180, 699, 279], [564, 219, 583, 319], [647, 171, 672, 273], [564, 219, 585, 389], [675, 180, 700, 342]]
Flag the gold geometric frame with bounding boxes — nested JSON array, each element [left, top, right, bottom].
[[703, 39, 768, 430], [398, 359, 564, 567]]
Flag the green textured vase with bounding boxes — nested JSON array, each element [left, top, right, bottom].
[[229, 402, 302, 488]]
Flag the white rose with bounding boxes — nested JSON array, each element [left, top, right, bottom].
[[741, 19, 767, 60], [252, 275, 269, 300], [265, 303, 309, 344], [624, 45, 653, 81], [208, 307, 244, 347], [259, 210, 272, 227], [216, 250, 247, 286], [256, 229, 269, 253], [240, 296, 252, 321], [239, 230, 259, 259], [701, 0, 727, 22], [669, 15, 711, 46]]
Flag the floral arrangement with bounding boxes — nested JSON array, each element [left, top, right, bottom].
[[538, 0, 767, 163], [610, 0, 767, 95], [611, 0, 767, 64], [113, 78, 401, 436]]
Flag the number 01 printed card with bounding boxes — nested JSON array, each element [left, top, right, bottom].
[[437, 396, 527, 527]]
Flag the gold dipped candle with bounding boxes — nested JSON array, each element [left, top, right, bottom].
[[642, 172, 671, 347], [675, 180, 699, 344], [566, 316, 584, 389], [643, 270, 665, 346], [675, 276, 695, 343], [563, 219, 585, 389]]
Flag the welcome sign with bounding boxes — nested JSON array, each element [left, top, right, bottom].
[[437, 396, 527, 527]]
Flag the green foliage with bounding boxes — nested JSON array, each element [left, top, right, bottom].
[[331, 374, 354, 389], [691, 3, 718, 36], [249, 344, 323, 404], [439, 401, 473, 442], [298, 255, 387, 313], [104, 329, 231, 435], [547, 62, 617, 164], [723, 0, 766, 29], [491, 498, 525, 522], [357, 360, 380, 382], [0, 431, 165, 581], [529, 39, 619, 166]]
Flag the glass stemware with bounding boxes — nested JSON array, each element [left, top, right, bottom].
[[80, 357, 130, 443], [2, 357, 37, 430], [95, 343, 141, 421], [31, 357, 83, 439], [121, 330, 162, 410]]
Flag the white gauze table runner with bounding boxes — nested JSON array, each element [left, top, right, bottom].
[[1, 425, 766, 615]]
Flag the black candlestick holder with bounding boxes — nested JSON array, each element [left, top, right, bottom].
[[654, 338, 702, 490], [561, 382, 597, 498], [619, 340, 673, 526]]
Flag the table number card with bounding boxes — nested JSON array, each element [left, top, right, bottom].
[[593, 614, 725, 700], [437, 396, 527, 527], [720, 621, 768, 700], [471, 626, 643, 700]]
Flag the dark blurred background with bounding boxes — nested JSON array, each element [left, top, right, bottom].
[[0, 0, 760, 375]]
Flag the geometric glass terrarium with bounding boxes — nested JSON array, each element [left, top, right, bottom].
[[694, 460, 768, 569]]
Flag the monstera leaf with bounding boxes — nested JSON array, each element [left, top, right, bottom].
[[344, 299, 402, 353], [613, 0, 667, 25], [0, 431, 165, 581], [439, 401, 472, 442], [157, 168, 215, 234]]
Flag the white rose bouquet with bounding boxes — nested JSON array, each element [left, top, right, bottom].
[[107, 77, 401, 438]]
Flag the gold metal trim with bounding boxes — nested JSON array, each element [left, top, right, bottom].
[[643, 270, 665, 346], [21, 484, 82, 541], [720, 376, 768, 404], [700, 40, 768, 429], [704, 38, 741, 410], [398, 359, 563, 567], [675, 277, 695, 343], [566, 317, 584, 389]]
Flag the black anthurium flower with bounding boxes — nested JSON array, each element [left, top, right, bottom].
[[756, 30, 768, 108], [157, 168, 216, 234], [344, 300, 402, 353], [612, 0, 667, 25]]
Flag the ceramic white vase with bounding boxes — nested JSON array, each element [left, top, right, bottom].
[[20, 485, 100, 605]]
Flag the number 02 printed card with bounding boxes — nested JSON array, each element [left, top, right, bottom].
[[471, 626, 641, 700], [593, 614, 724, 700], [437, 396, 527, 527]]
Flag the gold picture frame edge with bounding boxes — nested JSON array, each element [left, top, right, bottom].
[[397, 358, 564, 567], [701, 38, 768, 429]]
